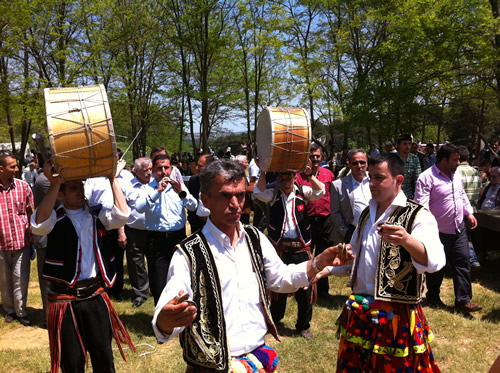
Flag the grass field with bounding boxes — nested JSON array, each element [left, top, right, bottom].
[[0, 253, 499, 372]]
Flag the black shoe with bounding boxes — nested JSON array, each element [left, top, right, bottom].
[[471, 263, 481, 273], [4, 313, 16, 323], [18, 316, 31, 327], [133, 298, 146, 308], [426, 297, 447, 309]]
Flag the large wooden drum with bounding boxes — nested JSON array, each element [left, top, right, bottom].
[[256, 107, 311, 172], [44, 84, 117, 181]]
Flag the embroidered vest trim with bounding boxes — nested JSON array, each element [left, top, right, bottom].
[[267, 187, 312, 246], [354, 201, 425, 304], [178, 225, 278, 372]]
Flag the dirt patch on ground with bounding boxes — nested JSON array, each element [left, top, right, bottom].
[[0, 327, 48, 350]]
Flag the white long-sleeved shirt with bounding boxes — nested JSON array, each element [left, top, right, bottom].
[[31, 204, 130, 280], [152, 218, 310, 356], [328, 191, 446, 295]]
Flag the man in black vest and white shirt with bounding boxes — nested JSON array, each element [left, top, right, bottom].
[[152, 159, 352, 373], [313, 153, 445, 372], [31, 161, 135, 373], [253, 162, 325, 340]]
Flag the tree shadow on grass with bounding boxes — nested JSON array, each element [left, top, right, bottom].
[[119, 312, 156, 337], [482, 308, 500, 324], [475, 255, 500, 294], [315, 294, 347, 309]]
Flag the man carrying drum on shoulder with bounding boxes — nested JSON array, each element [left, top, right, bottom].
[[253, 158, 324, 340], [31, 160, 135, 373]]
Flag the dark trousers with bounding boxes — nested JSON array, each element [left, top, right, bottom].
[[426, 222, 472, 305], [106, 229, 124, 299], [146, 228, 186, 305], [310, 215, 333, 296], [60, 295, 115, 373], [270, 250, 312, 332], [125, 226, 149, 301]]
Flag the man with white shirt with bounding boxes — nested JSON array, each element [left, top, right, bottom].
[[119, 157, 153, 308], [152, 159, 351, 373], [331, 149, 371, 245], [313, 153, 445, 372], [254, 161, 325, 340], [31, 161, 134, 373]]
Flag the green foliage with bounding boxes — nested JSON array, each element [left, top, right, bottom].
[[1, 0, 500, 156]]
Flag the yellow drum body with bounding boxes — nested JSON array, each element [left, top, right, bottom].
[[256, 107, 311, 172], [44, 84, 116, 181]]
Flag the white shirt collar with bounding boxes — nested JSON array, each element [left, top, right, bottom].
[[205, 218, 246, 250]]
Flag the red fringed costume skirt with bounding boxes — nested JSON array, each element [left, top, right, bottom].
[[336, 294, 440, 373]]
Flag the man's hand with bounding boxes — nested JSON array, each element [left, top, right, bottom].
[[44, 162, 63, 185], [320, 243, 355, 267], [169, 178, 183, 194], [377, 224, 409, 246], [117, 227, 127, 249], [305, 267, 331, 289], [115, 159, 126, 178], [157, 176, 170, 193], [156, 291, 197, 336], [466, 214, 478, 230]]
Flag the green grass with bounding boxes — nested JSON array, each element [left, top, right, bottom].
[[1, 255, 499, 372]]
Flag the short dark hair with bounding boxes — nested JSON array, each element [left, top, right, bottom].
[[397, 134, 412, 144], [436, 144, 459, 162], [0, 150, 15, 167], [152, 154, 170, 167], [457, 145, 469, 162], [200, 159, 245, 195], [310, 143, 323, 159], [368, 153, 404, 177], [347, 149, 366, 162], [150, 146, 166, 159], [425, 143, 434, 151]]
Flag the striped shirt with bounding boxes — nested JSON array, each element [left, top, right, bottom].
[[0, 178, 34, 251], [457, 163, 482, 212]]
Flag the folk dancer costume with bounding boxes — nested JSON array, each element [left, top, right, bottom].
[[332, 191, 445, 372], [254, 182, 324, 333], [152, 218, 314, 373], [31, 203, 135, 373]]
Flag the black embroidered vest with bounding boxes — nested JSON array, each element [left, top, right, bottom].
[[43, 207, 116, 287], [178, 225, 278, 372], [352, 200, 425, 304], [267, 187, 312, 246]]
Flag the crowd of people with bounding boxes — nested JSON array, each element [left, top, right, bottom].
[[0, 135, 499, 373]]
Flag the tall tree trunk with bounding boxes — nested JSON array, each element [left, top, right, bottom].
[[489, 0, 500, 109]]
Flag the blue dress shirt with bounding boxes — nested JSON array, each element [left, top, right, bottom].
[[136, 178, 197, 232]]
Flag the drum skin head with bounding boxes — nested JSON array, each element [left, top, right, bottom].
[[44, 85, 117, 181], [256, 107, 311, 172]]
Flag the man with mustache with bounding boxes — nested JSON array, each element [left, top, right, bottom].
[[152, 159, 352, 372], [136, 154, 197, 305]]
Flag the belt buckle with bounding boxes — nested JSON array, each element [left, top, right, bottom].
[[76, 286, 86, 298]]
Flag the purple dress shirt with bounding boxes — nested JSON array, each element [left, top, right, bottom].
[[414, 164, 473, 234]]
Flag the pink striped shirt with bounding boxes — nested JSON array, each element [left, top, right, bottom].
[[0, 178, 34, 251]]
